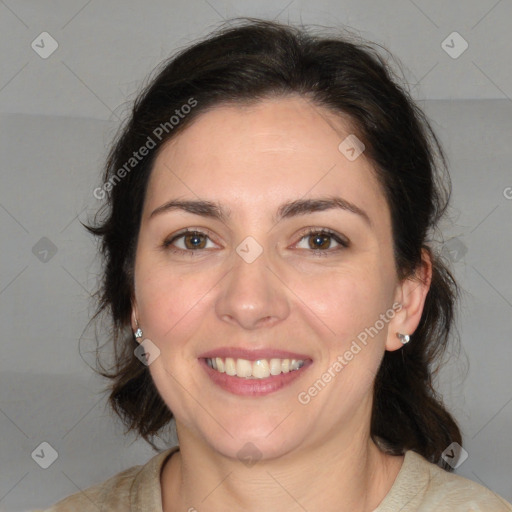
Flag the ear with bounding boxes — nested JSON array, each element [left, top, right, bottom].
[[386, 248, 433, 351], [130, 303, 139, 333]]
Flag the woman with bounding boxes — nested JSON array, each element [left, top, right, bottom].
[[38, 18, 512, 512]]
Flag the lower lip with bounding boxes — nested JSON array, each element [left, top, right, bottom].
[[200, 359, 313, 396]]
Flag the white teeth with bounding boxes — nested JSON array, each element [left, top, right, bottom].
[[236, 358, 252, 378], [269, 358, 282, 376], [252, 359, 270, 379], [225, 357, 236, 376], [205, 357, 305, 379]]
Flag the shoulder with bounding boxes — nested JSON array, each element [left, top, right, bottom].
[[32, 465, 141, 511], [376, 450, 512, 512], [33, 446, 178, 512], [416, 452, 512, 511]]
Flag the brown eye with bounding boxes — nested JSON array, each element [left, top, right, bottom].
[[308, 232, 332, 251], [295, 228, 350, 255], [163, 229, 216, 254], [182, 232, 208, 250]]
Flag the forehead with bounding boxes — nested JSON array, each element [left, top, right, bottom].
[[144, 96, 388, 226]]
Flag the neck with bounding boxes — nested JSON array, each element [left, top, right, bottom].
[[161, 427, 403, 512]]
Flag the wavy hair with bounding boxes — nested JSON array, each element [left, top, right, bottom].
[[84, 18, 461, 467]]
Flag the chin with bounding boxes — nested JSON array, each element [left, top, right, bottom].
[[198, 416, 306, 463], [210, 433, 297, 463]]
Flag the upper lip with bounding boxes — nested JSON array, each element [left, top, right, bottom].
[[198, 347, 312, 361]]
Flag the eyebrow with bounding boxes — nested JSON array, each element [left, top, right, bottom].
[[149, 196, 371, 227]]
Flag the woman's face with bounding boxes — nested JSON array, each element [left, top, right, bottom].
[[133, 95, 407, 460]]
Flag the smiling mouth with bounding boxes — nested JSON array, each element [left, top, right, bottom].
[[205, 357, 308, 379]]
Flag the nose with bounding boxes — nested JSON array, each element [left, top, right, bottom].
[[215, 243, 290, 331]]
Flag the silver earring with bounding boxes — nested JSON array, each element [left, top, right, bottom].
[[397, 332, 410, 344], [134, 327, 143, 340]]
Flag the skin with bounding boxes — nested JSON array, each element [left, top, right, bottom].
[[131, 95, 432, 512]]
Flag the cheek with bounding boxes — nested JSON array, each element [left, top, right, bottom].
[[297, 271, 392, 409], [135, 260, 212, 347], [291, 263, 393, 345]]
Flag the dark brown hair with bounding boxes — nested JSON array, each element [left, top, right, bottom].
[[84, 18, 461, 468]]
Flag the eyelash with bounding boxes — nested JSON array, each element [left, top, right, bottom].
[[162, 227, 350, 257]]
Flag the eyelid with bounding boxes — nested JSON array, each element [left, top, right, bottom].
[[163, 227, 220, 249], [163, 226, 350, 258], [293, 226, 350, 251]]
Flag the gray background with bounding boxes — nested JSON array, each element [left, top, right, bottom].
[[0, 0, 511, 510]]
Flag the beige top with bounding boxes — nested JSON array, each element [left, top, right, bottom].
[[35, 446, 512, 511]]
